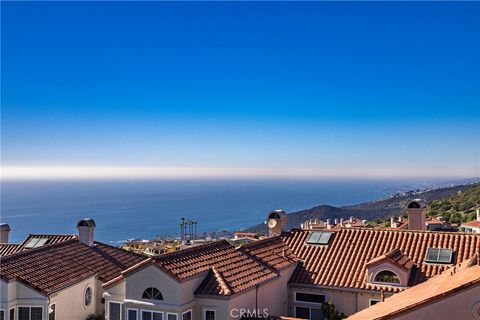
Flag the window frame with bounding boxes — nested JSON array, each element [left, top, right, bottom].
[[1, 309, 5, 320], [108, 301, 123, 320], [9, 308, 14, 320], [126, 308, 138, 320], [181, 310, 192, 320], [17, 305, 44, 320], [140, 310, 164, 320], [48, 304, 55, 320], [204, 309, 216, 320], [141, 287, 163, 301], [294, 292, 326, 305], [166, 313, 178, 320], [373, 270, 401, 285], [425, 247, 454, 264], [294, 306, 322, 319], [84, 286, 93, 307]]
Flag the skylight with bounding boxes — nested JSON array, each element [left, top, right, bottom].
[[25, 237, 49, 249], [425, 248, 453, 264], [306, 231, 333, 245]]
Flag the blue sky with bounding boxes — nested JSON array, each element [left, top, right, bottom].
[[1, 2, 479, 179]]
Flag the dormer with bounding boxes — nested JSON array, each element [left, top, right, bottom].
[[366, 249, 413, 288]]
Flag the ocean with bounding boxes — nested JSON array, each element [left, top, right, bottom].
[[1, 179, 438, 244]]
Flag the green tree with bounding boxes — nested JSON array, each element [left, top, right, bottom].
[[322, 301, 346, 320]]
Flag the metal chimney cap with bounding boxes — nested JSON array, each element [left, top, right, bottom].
[[0, 223, 11, 231], [77, 218, 96, 228]]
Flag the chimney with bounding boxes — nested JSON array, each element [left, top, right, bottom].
[[326, 219, 331, 227], [390, 216, 395, 228], [340, 218, 344, 226], [477, 208, 480, 222], [0, 224, 11, 243], [266, 210, 288, 237], [77, 218, 96, 246], [334, 218, 339, 225], [398, 215, 403, 223], [407, 199, 426, 231], [362, 219, 367, 226], [350, 216, 354, 222]]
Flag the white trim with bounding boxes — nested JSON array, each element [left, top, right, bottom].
[[369, 299, 381, 307], [48, 303, 56, 320], [181, 310, 192, 320], [203, 309, 216, 320], [16, 306, 45, 320], [8, 307, 14, 320], [126, 308, 138, 320], [166, 313, 178, 320], [140, 310, 164, 320], [108, 301, 123, 320], [294, 291, 326, 305], [83, 285, 93, 308]]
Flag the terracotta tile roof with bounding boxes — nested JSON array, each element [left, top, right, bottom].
[[0, 239, 145, 295], [239, 236, 298, 271], [462, 220, 480, 228], [18, 234, 77, 250], [283, 228, 480, 293], [0, 243, 22, 257], [0, 234, 77, 257], [151, 240, 279, 296], [347, 257, 480, 320], [366, 248, 413, 271]]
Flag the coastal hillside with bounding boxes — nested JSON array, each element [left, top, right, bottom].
[[244, 183, 479, 234]]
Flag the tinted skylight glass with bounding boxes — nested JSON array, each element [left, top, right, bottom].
[[24, 237, 49, 248], [425, 248, 453, 264], [306, 231, 332, 245]]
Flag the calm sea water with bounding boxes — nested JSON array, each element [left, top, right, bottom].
[[1, 179, 436, 244]]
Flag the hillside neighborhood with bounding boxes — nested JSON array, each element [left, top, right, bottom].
[[1, 193, 479, 320]]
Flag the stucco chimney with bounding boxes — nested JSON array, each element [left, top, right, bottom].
[[350, 216, 354, 222], [477, 208, 480, 222], [390, 216, 395, 227], [0, 224, 11, 243], [407, 199, 426, 231], [340, 218, 344, 226], [77, 218, 96, 246], [334, 218, 339, 225], [266, 210, 288, 237]]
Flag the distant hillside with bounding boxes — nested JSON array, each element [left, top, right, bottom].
[[244, 183, 479, 234], [427, 184, 480, 223]]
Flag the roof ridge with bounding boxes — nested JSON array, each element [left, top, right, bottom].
[[154, 239, 231, 260], [211, 266, 233, 295]]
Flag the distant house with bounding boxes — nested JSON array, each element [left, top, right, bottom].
[[461, 209, 480, 234]]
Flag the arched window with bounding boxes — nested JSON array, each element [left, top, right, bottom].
[[374, 270, 400, 284], [142, 287, 163, 300]]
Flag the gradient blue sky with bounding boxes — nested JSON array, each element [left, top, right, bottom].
[[1, 2, 479, 178]]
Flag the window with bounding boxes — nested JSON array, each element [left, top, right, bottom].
[[48, 304, 55, 320], [9, 309, 14, 320], [306, 232, 332, 245], [141, 311, 163, 320], [204, 309, 216, 320], [18, 307, 43, 320], [109, 302, 122, 320], [425, 248, 453, 264], [182, 311, 192, 320], [84, 287, 93, 306], [167, 314, 178, 320], [295, 307, 323, 320], [295, 292, 325, 304], [127, 309, 138, 320], [142, 287, 163, 300], [1, 310, 5, 320], [24, 238, 49, 249], [369, 299, 381, 306], [374, 270, 400, 284]]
